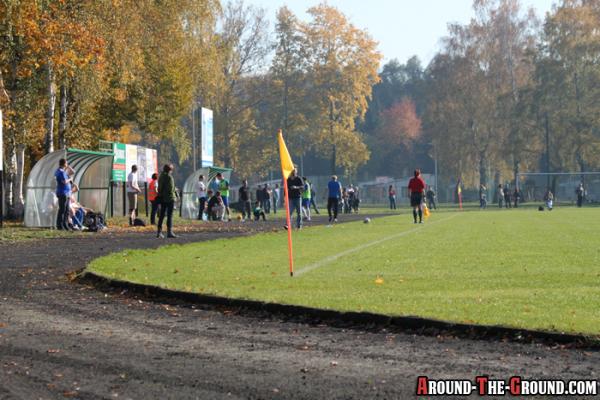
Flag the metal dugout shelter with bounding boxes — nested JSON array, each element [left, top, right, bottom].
[[25, 148, 114, 227], [181, 166, 233, 219]]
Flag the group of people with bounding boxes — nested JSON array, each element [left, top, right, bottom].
[[237, 180, 278, 221], [341, 185, 361, 214], [193, 172, 233, 222], [495, 184, 522, 209], [255, 184, 279, 214], [127, 163, 177, 237], [284, 171, 347, 229], [54, 158, 98, 231]]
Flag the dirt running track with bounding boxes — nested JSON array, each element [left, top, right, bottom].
[[1, 215, 599, 399]]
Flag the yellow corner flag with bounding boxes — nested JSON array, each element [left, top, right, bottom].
[[278, 130, 295, 277], [278, 130, 294, 179]]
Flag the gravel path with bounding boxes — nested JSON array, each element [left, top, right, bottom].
[[1, 215, 598, 399]]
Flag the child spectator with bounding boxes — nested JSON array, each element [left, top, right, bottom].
[[253, 201, 266, 221]]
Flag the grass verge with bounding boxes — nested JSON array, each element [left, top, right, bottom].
[[82, 207, 600, 337]]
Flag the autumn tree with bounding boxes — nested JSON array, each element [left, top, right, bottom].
[[302, 3, 381, 175], [360, 58, 430, 177]]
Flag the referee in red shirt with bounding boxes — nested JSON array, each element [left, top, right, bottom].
[[408, 169, 426, 224]]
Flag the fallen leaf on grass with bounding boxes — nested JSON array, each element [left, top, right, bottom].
[[375, 277, 384, 285]]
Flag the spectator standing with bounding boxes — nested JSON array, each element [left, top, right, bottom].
[[513, 187, 521, 208], [127, 165, 142, 225], [301, 177, 312, 222], [353, 186, 361, 213], [286, 169, 304, 230], [216, 172, 231, 221], [196, 175, 207, 220], [156, 164, 177, 238], [310, 184, 320, 214], [479, 184, 487, 209], [209, 175, 219, 194], [347, 186, 356, 213], [497, 184, 504, 208], [256, 186, 264, 208], [272, 183, 280, 214], [327, 176, 342, 224], [576, 183, 584, 207], [55, 158, 73, 231], [426, 186, 437, 210], [342, 187, 350, 214], [239, 180, 252, 221], [544, 189, 554, 210], [388, 185, 397, 210], [408, 169, 426, 224], [149, 173, 159, 225], [503, 185, 512, 209], [263, 184, 272, 214]]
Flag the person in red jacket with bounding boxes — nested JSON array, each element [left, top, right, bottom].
[[408, 169, 426, 224], [148, 173, 159, 225]]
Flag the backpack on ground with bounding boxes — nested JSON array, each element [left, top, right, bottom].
[[84, 211, 106, 232], [133, 218, 146, 227]]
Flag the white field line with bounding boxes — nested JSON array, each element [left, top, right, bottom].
[[294, 213, 460, 277]]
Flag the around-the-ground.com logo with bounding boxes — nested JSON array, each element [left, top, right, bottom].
[[416, 376, 598, 396]]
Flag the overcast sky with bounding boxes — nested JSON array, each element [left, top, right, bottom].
[[246, 0, 555, 65]]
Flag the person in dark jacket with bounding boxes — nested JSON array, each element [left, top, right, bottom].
[[576, 183, 585, 207], [156, 164, 177, 238], [513, 187, 521, 208], [256, 186, 264, 208], [503, 185, 512, 209], [285, 169, 304, 230], [239, 180, 252, 221], [426, 186, 437, 210]]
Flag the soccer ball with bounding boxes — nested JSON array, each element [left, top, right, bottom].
[[363, 217, 371, 224]]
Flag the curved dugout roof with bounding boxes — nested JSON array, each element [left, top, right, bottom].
[[181, 166, 233, 219], [25, 148, 114, 227]]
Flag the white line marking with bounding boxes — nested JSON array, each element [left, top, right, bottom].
[[294, 213, 460, 277]]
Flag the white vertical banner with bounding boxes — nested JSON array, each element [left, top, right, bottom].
[[201, 107, 214, 167], [0, 109, 3, 171]]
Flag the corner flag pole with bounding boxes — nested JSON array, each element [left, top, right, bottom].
[[282, 175, 294, 277], [278, 130, 295, 277]]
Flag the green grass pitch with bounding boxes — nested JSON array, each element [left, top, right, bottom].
[[86, 207, 600, 336]]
